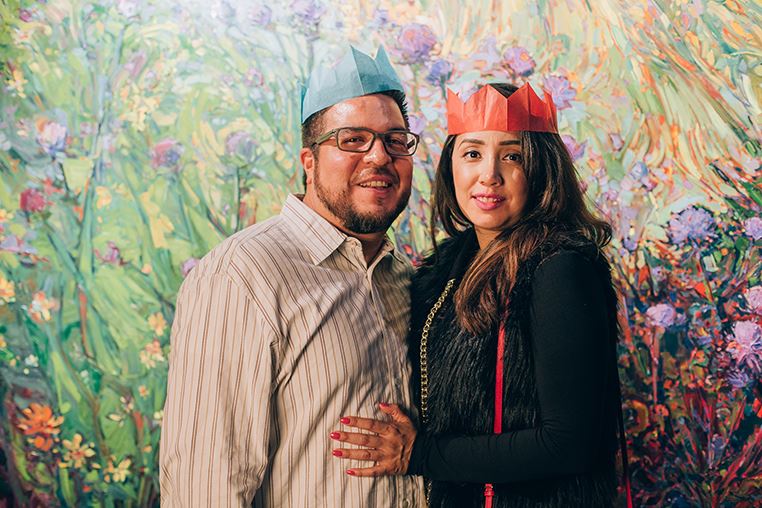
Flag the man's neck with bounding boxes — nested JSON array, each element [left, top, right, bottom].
[[300, 193, 387, 264]]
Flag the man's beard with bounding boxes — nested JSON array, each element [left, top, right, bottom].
[[313, 161, 409, 235]]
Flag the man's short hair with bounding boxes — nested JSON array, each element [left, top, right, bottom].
[[300, 90, 410, 188]]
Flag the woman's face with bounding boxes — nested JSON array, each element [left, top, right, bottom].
[[451, 130, 528, 247]]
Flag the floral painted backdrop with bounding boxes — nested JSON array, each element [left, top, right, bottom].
[[0, 0, 760, 506]]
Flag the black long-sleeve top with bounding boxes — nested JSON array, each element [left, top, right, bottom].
[[407, 250, 614, 483]]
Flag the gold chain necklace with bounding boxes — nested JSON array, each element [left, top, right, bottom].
[[419, 278, 456, 505]]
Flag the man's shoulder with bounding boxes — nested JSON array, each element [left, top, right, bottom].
[[188, 214, 306, 285]]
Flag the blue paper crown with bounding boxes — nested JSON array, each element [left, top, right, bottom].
[[300, 46, 405, 123]]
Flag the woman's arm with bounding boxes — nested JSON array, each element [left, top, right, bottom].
[[332, 251, 613, 483]]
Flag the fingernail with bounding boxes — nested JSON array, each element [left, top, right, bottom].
[[330, 432, 340, 440], [346, 470, 356, 476], [379, 402, 390, 408], [332, 449, 343, 457], [340, 416, 351, 424]]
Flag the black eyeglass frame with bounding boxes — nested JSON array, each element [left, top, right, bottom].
[[311, 127, 420, 157]]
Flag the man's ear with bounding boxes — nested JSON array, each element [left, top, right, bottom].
[[300, 147, 315, 186]]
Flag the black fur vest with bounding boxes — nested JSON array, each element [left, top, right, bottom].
[[408, 229, 619, 508]]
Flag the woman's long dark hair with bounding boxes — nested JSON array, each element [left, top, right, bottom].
[[431, 83, 612, 336]]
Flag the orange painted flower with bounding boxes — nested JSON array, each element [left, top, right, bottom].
[[28, 291, 57, 322], [104, 456, 132, 483], [0, 275, 15, 304], [139, 339, 165, 369], [148, 312, 167, 336], [17, 403, 64, 451]]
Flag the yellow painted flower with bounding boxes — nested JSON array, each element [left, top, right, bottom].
[[60, 434, 96, 469], [104, 457, 132, 483], [0, 209, 12, 222], [0, 276, 15, 304], [138, 385, 149, 398], [95, 186, 112, 209], [0, 335, 6, 348], [148, 312, 167, 336], [29, 291, 57, 322]]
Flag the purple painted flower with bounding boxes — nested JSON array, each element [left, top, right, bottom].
[[743, 216, 762, 241], [425, 59, 453, 85], [503, 47, 536, 76], [726, 368, 751, 389], [151, 139, 183, 169], [371, 8, 390, 28], [407, 114, 426, 136], [646, 303, 677, 328], [561, 135, 586, 161], [290, 0, 325, 28], [225, 131, 256, 160], [728, 320, 762, 372], [397, 23, 438, 64], [35, 120, 67, 155], [667, 206, 716, 245], [746, 286, 762, 315], [542, 74, 576, 110], [19, 8, 33, 22], [249, 5, 272, 26], [181, 258, 199, 277]]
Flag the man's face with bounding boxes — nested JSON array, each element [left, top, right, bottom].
[[301, 94, 413, 235]]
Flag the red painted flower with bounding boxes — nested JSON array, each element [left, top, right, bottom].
[[19, 188, 47, 213]]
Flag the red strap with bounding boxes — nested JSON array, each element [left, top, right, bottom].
[[483, 326, 507, 506], [494, 326, 506, 433]]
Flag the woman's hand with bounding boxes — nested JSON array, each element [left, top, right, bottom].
[[329, 403, 417, 477]]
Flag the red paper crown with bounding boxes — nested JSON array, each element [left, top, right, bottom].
[[446, 83, 558, 135]]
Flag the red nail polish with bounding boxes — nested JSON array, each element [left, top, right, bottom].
[[330, 432, 340, 439], [332, 449, 343, 457], [340, 416, 350, 424], [379, 402, 390, 408], [346, 470, 356, 476]]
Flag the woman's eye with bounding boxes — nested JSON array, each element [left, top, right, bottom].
[[505, 153, 523, 162], [464, 150, 481, 159]]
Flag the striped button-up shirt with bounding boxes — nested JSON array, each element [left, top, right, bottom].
[[160, 194, 424, 507]]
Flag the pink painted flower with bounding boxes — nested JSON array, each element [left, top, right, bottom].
[[745, 286, 762, 315], [743, 217, 762, 241], [728, 321, 762, 372], [35, 120, 67, 155], [19, 188, 47, 213], [97, 242, 123, 265], [646, 303, 677, 328], [151, 139, 183, 169]]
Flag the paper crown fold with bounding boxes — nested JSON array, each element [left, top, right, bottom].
[[300, 46, 405, 123], [446, 83, 558, 135]]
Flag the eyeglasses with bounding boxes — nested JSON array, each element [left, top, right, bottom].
[[312, 127, 420, 157]]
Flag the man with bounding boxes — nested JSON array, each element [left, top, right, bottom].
[[160, 46, 424, 507]]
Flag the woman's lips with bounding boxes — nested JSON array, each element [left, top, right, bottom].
[[472, 194, 505, 210]]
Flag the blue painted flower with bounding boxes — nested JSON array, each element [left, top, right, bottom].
[[726, 368, 750, 389], [425, 59, 453, 85], [667, 206, 716, 245], [397, 23, 438, 64], [503, 47, 536, 76], [542, 74, 576, 109]]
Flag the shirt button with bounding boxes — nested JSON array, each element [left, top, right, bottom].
[[401, 500, 410, 508]]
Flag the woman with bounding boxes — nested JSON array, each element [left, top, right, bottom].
[[330, 83, 627, 507]]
